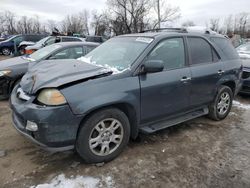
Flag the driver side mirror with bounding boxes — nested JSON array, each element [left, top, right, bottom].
[[140, 60, 164, 74]]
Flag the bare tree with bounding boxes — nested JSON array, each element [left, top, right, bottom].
[[32, 16, 41, 33], [209, 18, 220, 32], [152, 0, 181, 29], [182, 20, 195, 27], [3, 11, 17, 34], [234, 12, 249, 37], [107, 0, 150, 34], [224, 15, 233, 35], [91, 10, 110, 36], [47, 19, 58, 33], [61, 10, 89, 35]]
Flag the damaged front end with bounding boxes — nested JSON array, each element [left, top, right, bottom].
[[10, 59, 114, 151]]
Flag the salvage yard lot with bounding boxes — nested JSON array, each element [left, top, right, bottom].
[[0, 55, 250, 187]]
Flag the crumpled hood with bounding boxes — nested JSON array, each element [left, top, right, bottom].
[[20, 59, 112, 94], [0, 56, 29, 70]]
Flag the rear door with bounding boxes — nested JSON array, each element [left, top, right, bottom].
[[140, 37, 192, 123], [187, 37, 223, 108]]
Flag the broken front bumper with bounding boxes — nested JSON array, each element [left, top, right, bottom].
[[0, 77, 11, 99], [10, 86, 84, 152]]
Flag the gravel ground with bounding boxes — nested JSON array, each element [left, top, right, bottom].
[[0, 55, 250, 188]]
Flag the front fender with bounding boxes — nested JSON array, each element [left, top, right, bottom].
[[61, 75, 140, 118]]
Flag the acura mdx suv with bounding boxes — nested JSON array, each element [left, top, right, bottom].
[[10, 29, 242, 163]]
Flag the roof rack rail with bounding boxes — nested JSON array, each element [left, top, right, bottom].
[[140, 27, 187, 33]]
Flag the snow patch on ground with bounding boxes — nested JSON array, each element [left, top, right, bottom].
[[233, 100, 250, 110], [30, 174, 115, 188]]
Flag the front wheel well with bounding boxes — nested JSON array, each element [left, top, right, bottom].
[[221, 81, 236, 94], [77, 103, 139, 140]]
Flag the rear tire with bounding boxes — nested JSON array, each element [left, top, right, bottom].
[[76, 108, 130, 164], [208, 86, 233, 121]]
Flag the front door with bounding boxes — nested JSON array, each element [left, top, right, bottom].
[[140, 37, 191, 124]]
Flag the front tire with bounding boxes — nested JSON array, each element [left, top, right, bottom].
[[76, 108, 130, 163], [208, 86, 233, 121], [2, 47, 11, 56]]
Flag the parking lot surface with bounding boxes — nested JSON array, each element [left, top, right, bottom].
[[0, 56, 250, 188]]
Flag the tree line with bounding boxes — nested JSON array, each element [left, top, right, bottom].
[[0, 0, 249, 38]]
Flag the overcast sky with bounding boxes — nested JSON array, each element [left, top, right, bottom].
[[1, 0, 250, 26]]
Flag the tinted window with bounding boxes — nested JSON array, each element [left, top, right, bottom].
[[188, 37, 212, 65], [62, 37, 81, 42], [86, 36, 103, 43], [210, 37, 239, 60], [24, 35, 42, 42], [147, 38, 185, 70]]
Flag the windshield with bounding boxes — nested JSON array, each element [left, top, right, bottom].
[[82, 37, 153, 71], [29, 44, 62, 61], [237, 43, 250, 53], [35, 36, 51, 46], [5, 35, 18, 42]]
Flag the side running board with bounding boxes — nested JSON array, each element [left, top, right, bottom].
[[139, 107, 209, 134]]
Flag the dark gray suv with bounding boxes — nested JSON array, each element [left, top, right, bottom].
[[10, 29, 242, 163]]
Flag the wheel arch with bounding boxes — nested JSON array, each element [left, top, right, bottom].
[[76, 102, 139, 140], [221, 81, 236, 95]]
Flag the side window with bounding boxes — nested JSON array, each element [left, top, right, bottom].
[[147, 38, 185, 70], [210, 37, 239, 60], [188, 37, 213, 65], [50, 47, 83, 60]]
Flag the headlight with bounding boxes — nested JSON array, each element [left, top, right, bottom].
[[0, 70, 11, 77], [37, 88, 67, 106]]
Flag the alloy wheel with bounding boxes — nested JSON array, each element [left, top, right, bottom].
[[217, 92, 230, 116], [89, 118, 124, 156]]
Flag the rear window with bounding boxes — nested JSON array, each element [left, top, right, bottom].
[[210, 37, 239, 60], [86, 36, 103, 43], [62, 37, 81, 42]]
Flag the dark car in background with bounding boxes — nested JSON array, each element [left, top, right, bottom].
[[10, 29, 242, 163], [0, 34, 47, 56], [0, 42, 98, 99], [25, 36, 84, 54], [237, 42, 250, 94]]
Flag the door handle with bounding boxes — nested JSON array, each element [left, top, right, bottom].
[[181, 77, 191, 82], [218, 70, 225, 75]]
